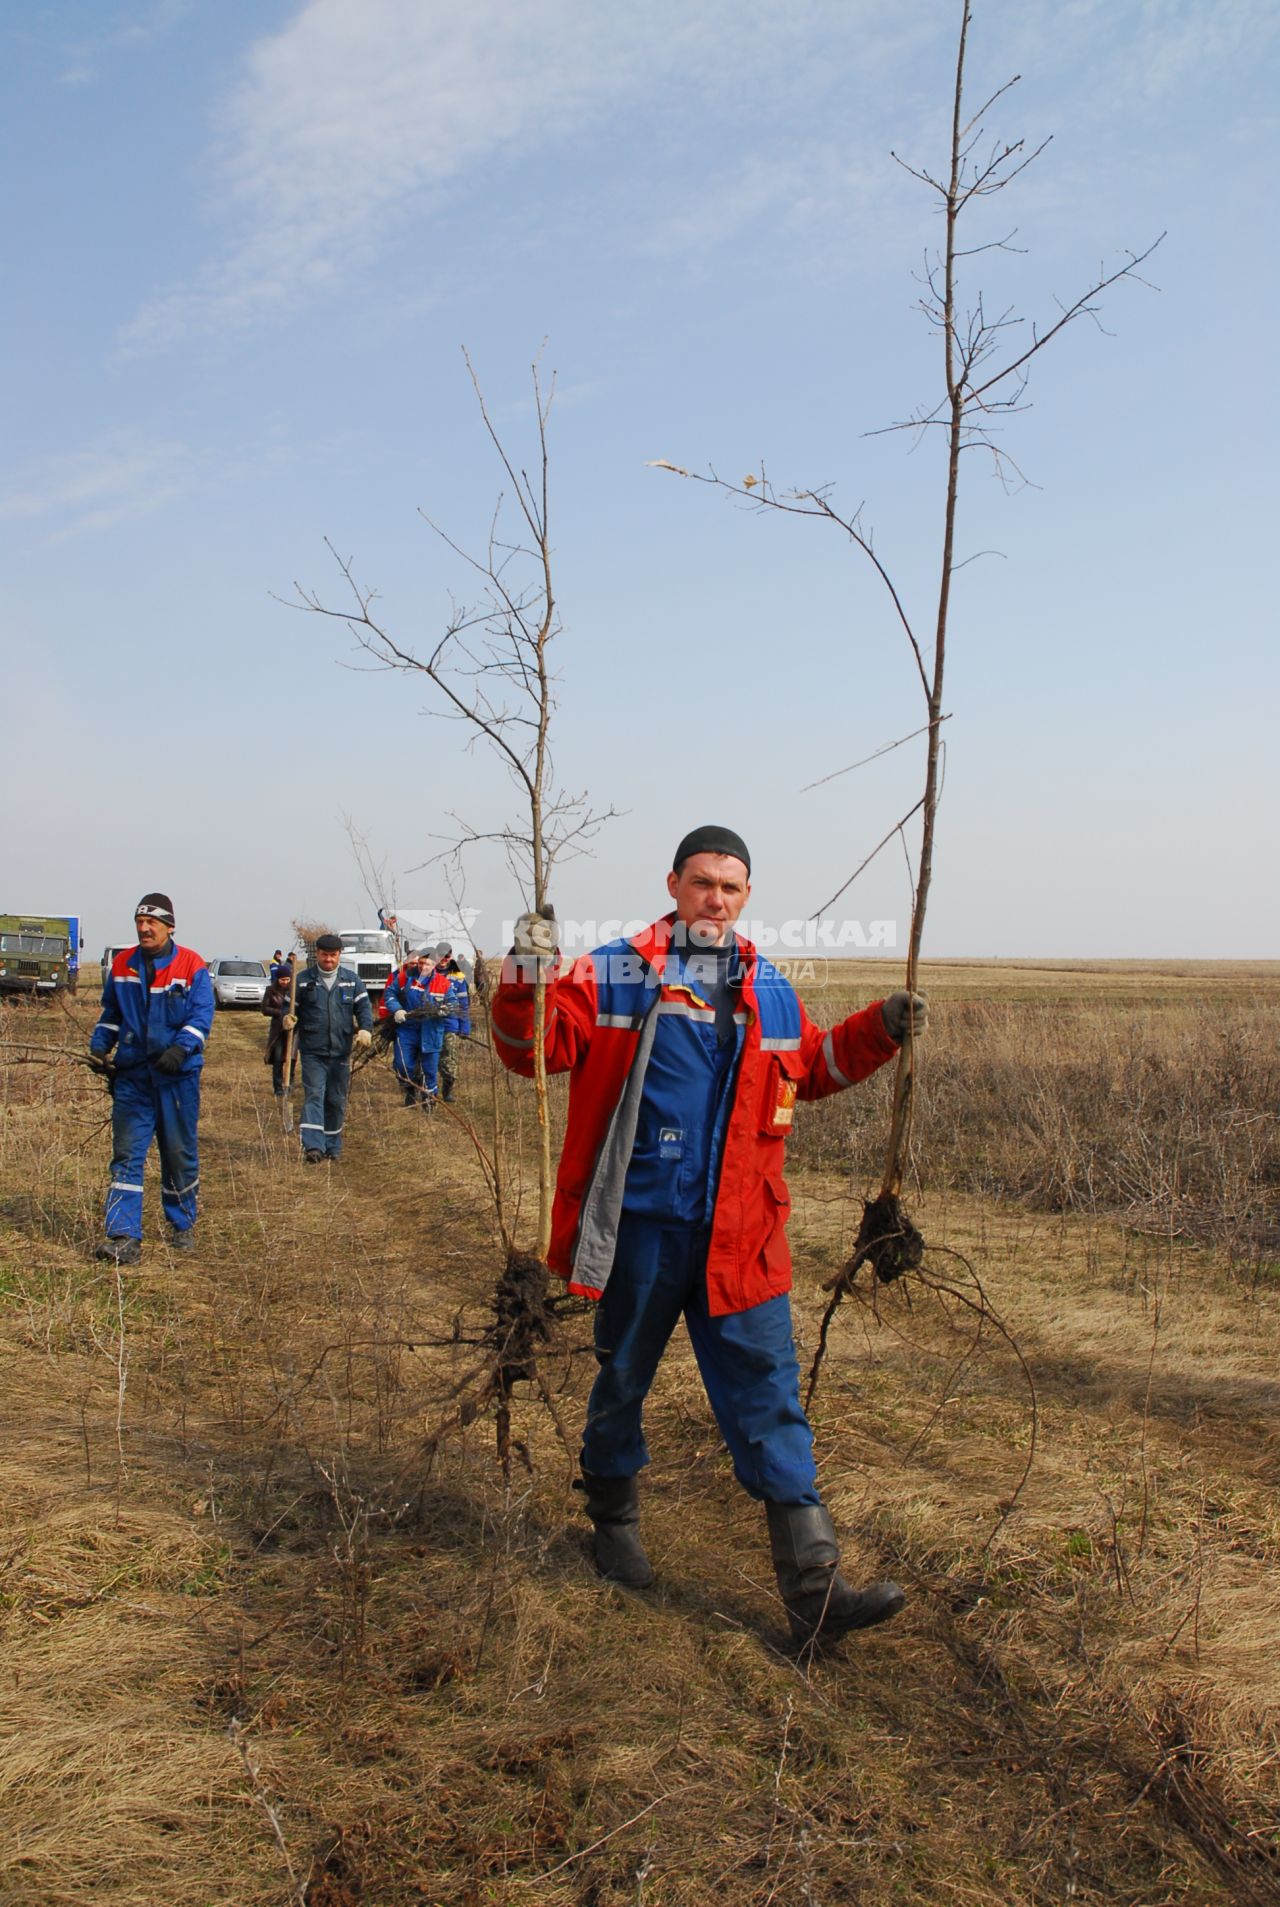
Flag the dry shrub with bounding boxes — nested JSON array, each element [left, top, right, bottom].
[[792, 991, 1280, 1274]]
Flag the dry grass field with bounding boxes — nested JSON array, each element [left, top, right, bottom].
[[1, 960, 1278, 1906]]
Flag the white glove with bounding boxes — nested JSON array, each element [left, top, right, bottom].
[[282, 1013, 298, 1030], [394, 1009, 407, 1024], [513, 907, 558, 959], [882, 991, 929, 1042], [354, 1028, 373, 1049]]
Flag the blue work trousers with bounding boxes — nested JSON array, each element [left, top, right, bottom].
[[299, 1050, 351, 1157], [418, 1037, 442, 1099], [392, 1024, 443, 1097], [105, 1068, 201, 1239], [391, 1025, 421, 1088], [582, 1214, 819, 1505]]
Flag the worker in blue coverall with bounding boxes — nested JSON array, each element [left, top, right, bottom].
[[88, 892, 215, 1267], [382, 946, 432, 1106], [283, 934, 374, 1161], [499, 827, 928, 1646]]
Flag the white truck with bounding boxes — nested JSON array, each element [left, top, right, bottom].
[[338, 927, 399, 1000]]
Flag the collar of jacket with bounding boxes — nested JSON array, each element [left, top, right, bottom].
[[130, 939, 177, 975], [627, 913, 757, 1005]]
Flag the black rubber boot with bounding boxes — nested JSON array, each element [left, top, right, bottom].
[[766, 1502, 904, 1646], [94, 1236, 141, 1267], [440, 1076, 454, 1103], [577, 1471, 654, 1588], [402, 1084, 417, 1107]]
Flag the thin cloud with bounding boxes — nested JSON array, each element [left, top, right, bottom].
[[119, 0, 906, 352], [117, 0, 1272, 354], [54, 0, 195, 87], [0, 436, 197, 545]]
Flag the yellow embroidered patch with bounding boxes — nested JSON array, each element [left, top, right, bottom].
[[773, 1079, 798, 1129]]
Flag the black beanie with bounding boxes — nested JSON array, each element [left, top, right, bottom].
[[315, 933, 343, 952], [135, 892, 175, 927], [672, 825, 751, 876]]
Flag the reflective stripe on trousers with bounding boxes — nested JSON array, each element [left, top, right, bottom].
[[105, 1068, 201, 1239], [299, 1049, 351, 1157]]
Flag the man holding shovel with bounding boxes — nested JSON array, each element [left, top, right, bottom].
[[284, 934, 374, 1162], [493, 825, 927, 1647]]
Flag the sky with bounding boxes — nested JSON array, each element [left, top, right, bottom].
[[3, 0, 1276, 964]]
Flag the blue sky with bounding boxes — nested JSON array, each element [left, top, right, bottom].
[[4, 0, 1276, 962]]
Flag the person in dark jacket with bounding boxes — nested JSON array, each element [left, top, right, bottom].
[[260, 955, 298, 1096], [88, 892, 215, 1265], [283, 935, 374, 1161], [494, 827, 928, 1648]]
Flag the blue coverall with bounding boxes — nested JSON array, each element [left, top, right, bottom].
[[382, 962, 432, 1094], [90, 943, 215, 1240], [580, 945, 819, 1505]]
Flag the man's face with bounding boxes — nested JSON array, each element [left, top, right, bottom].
[[316, 946, 341, 973], [666, 853, 751, 947], [135, 914, 172, 955]]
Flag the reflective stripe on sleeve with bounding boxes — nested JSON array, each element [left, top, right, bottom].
[[821, 1029, 852, 1087]]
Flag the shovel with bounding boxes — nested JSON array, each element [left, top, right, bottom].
[[280, 958, 299, 1135]]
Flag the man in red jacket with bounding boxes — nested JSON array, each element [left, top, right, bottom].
[[493, 825, 927, 1646]]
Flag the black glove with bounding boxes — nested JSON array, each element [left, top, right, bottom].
[[154, 1044, 187, 1075], [87, 1051, 117, 1094], [881, 991, 929, 1043]]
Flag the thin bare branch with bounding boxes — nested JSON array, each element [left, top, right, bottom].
[[798, 717, 951, 793]]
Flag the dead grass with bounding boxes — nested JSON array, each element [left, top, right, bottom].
[[791, 964, 1280, 1276], [1, 967, 1279, 1903]]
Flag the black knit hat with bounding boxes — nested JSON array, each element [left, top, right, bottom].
[[135, 892, 176, 927], [315, 933, 343, 952], [672, 825, 751, 876]]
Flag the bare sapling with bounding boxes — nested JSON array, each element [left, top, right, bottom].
[[344, 813, 405, 962], [654, 0, 1159, 1396], [292, 351, 613, 1472]]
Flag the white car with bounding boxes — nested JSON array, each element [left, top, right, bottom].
[[208, 957, 270, 1008]]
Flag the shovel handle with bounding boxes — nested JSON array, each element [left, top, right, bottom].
[[280, 958, 299, 1133]]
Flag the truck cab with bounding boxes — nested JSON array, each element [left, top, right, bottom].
[[338, 928, 397, 1000], [0, 915, 72, 996]]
